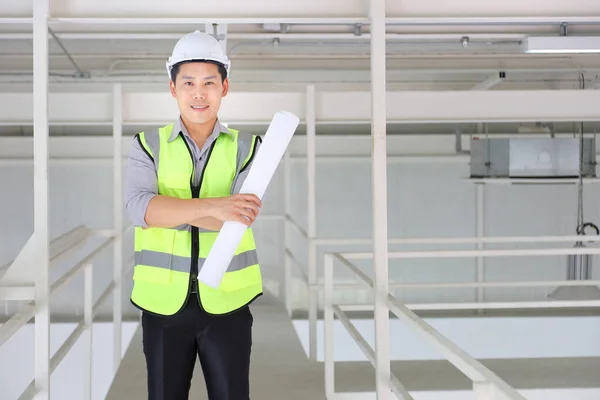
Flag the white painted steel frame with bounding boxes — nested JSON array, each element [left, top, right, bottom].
[[32, 0, 50, 398], [16, 256, 136, 400], [2, 91, 600, 125], [4, 16, 600, 26], [307, 83, 318, 361], [0, 8, 133, 398], [281, 212, 600, 382], [324, 252, 527, 400], [370, 0, 391, 397], [112, 83, 124, 374], [7, 7, 600, 400]]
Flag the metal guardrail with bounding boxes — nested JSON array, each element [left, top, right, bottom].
[[323, 252, 529, 400], [0, 225, 133, 400], [279, 212, 600, 363]]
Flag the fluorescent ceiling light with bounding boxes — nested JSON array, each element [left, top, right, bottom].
[[522, 36, 600, 53]]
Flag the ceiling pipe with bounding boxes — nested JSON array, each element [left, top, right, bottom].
[[0, 32, 527, 41], [47, 27, 89, 79]]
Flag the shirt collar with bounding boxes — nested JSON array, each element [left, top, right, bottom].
[[168, 117, 233, 143]]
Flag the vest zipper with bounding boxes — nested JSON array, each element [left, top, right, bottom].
[[181, 134, 217, 298]]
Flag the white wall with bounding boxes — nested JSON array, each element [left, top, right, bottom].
[[292, 316, 600, 362], [285, 152, 600, 309], [2, 134, 600, 319]]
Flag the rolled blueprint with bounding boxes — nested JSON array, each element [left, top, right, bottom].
[[198, 111, 300, 288]]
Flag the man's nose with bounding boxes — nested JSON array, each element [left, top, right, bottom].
[[193, 88, 205, 100]]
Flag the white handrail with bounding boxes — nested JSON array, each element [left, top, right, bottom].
[[284, 213, 310, 240], [331, 304, 414, 400], [341, 246, 600, 260], [338, 300, 600, 312], [330, 279, 600, 290], [282, 213, 600, 359], [316, 234, 600, 246], [323, 252, 527, 400], [0, 224, 133, 400], [0, 234, 116, 347], [281, 212, 600, 363], [17, 259, 135, 400], [386, 295, 526, 400], [284, 248, 309, 286], [0, 225, 91, 283]]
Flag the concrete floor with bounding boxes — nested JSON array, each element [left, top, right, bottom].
[[106, 294, 328, 400], [106, 294, 600, 399]]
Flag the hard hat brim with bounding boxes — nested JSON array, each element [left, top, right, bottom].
[[166, 57, 231, 80]]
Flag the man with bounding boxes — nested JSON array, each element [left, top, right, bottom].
[[124, 30, 264, 400]]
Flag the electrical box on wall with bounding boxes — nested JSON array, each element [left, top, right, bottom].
[[470, 137, 597, 179]]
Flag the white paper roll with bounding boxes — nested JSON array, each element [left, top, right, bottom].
[[198, 111, 300, 288]]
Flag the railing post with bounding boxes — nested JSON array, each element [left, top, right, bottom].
[[283, 151, 291, 316], [476, 182, 486, 310], [284, 251, 292, 316], [324, 254, 335, 398], [306, 83, 318, 362], [83, 263, 93, 400], [308, 240, 318, 361], [112, 82, 124, 374]]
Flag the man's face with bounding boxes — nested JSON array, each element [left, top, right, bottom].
[[169, 62, 228, 127]]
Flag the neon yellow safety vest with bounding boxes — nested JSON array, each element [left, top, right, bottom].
[[130, 124, 263, 316]]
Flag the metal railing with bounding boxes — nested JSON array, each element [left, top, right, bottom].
[[321, 240, 600, 399], [0, 224, 133, 400], [279, 210, 600, 361]]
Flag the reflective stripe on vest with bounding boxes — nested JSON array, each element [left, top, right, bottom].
[[130, 124, 263, 316], [135, 248, 258, 273]]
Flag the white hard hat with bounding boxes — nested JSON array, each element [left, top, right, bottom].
[[166, 30, 231, 79]]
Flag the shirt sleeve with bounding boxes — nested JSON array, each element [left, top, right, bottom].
[[124, 135, 157, 228], [232, 136, 262, 195]]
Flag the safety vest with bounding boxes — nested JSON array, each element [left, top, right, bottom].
[[130, 124, 263, 316]]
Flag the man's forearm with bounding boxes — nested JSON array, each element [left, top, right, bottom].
[[144, 195, 212, 228], [189, 216, 223, 231]]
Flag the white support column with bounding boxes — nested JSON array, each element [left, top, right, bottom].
[[306, 84, 318, 361], [324, 254, 335, 398], [283, 150, 292, 315], [370, 0, 391, 398], [476, 184, 485, 305], [112, 83, 123, 373], [83, 263, 93, 400], [33, 0, 50, 398]]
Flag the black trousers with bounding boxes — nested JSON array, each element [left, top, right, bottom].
[[141, 295, 253, 400]]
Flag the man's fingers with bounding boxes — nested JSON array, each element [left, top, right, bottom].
[[239, 208, 256, 222], [236, 200, 260, 216], [235, 215, 252, 226], [239, 194, 262, 207]]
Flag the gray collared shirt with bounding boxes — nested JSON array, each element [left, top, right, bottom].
[[124, 117, 260, 228]]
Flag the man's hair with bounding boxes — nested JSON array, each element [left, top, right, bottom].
[[170, 60, 228, 84]]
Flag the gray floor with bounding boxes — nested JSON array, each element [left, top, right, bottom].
[[106, 294, 600, 399], [106, 294, 328, 400]]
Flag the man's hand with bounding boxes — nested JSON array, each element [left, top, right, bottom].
[[205, 194, 262, 226]]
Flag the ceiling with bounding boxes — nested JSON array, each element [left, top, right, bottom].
[[2, 2, 600, 135], [1, 21, 600, 91]]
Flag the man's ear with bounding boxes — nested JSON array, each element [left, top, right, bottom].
[[169, 80, 177, 98], [222, 78, 229, 97]]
